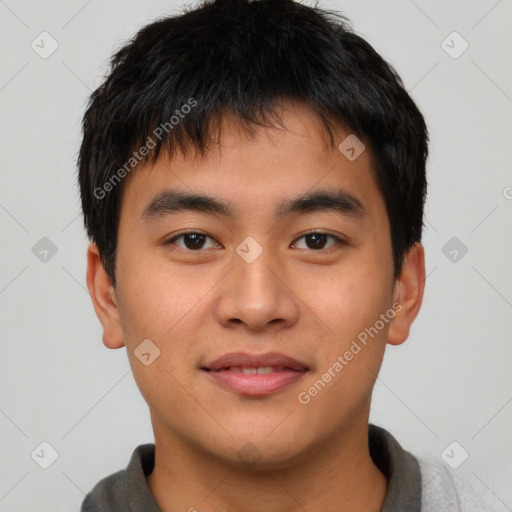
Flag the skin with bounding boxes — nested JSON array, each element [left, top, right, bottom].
[[87, 100, 425, 512]]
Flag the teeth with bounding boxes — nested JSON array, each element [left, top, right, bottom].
[[255, 366, 273, 374], [228, 366, 277, 374]]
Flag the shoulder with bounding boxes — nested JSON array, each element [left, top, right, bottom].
[[81, 444, 158, 512], [80, 468, 128, 512], [417, 456, 502, 511]]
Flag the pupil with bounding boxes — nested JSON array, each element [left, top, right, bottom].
[[185, 233, 205, 249], [307, 233, 326, 249]]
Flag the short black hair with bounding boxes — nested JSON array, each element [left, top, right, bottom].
[[78, 0, 428, 288]]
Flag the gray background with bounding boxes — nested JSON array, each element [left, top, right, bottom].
[[1, 0, 511, 510]]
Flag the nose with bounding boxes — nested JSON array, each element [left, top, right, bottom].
[[214, 243, 300, 333]]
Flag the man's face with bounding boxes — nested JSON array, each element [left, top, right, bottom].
[[111, 102, 400, 468]]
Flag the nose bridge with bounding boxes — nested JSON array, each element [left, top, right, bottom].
[[236, 240, 277, 293], [233, 238, 282, 308], [215, 237, 299, 330]]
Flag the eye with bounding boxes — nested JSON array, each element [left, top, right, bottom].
[[164, 231, 345, 252], [292, 232, 344, 250], [164, 231, 221, 251]]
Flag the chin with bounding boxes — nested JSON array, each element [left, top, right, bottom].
[[208, 426, 311, 472], [223, 442, 309, 473]]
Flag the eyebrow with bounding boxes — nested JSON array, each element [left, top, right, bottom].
[[141, 187, 367, 221]]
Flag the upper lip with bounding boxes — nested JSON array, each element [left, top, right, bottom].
[[202, 352, 310, 371]]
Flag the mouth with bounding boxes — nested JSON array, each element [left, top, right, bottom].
[[201, 352, 310, 396]]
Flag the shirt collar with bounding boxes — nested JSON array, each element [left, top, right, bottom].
[[369, 424, 422, 512], [123, 423, 422, 512]]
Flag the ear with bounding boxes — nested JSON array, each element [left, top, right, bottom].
[[387, 242, 426, 346], [86, 242, 125, 349]]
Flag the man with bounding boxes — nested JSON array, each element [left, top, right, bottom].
[[79, 0, 495, 509]]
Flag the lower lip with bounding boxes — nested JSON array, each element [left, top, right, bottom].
[[204, 369, 307, 396]]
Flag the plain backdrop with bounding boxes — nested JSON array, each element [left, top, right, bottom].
[[1, 0, 511, 510]]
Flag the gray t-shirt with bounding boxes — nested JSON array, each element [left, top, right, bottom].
[[81, 423, 421, 512]]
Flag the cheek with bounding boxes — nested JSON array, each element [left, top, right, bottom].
[[116, 255, 217, 386], [117, 266, 208, 425], [295, 267, 391, 427], [117, 248, 209, 339], [292, 256, 392, 403], [296, 258, 392, 340]]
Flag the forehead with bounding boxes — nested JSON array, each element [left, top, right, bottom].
[[119, 101, 384, 223]]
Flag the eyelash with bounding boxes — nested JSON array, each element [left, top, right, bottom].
[[163, 231, 347, 252]]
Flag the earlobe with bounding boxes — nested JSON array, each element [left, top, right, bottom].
[[86, 242, 125, 349], [387, 243, 426, 346]]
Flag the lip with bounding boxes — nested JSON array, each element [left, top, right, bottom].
[[203, 351, 309, 372], [201, 351, 310, 396]]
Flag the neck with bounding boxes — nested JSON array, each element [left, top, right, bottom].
[[146, 416, 388, 512]]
